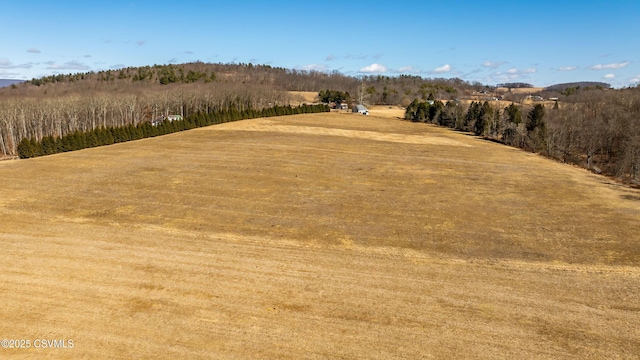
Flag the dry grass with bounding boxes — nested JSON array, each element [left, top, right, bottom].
[[288, 91, 318, 105], [1, 112, 639, 359], [367, 105, 405, 119], [497, 87, 544, 94]]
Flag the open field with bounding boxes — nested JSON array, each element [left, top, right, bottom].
[[1, 112, 639, 359], [497, 87, 544, 94], [368, 105, 406, 119], [288, 91, 318, 105]]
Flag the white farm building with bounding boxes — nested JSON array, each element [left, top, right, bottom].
[[353, 104, 368, 115]]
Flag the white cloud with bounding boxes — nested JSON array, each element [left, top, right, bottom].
[[359, 63, 387, 73], [398, 66, 415, 73], [504, 67, 536, 76], [482, 61, 505, 68], [0, 58, 33, 69], [299, 64, 327, 72], [603, 73, 616, 79], [432, 64, 451, 74], [488, 67, 538, 84], [325, 54, 336, 61], [45, 61, 90, 70], [558, 66, 577, 71], [27, 48, 41, 54], [0, 69, 20, 77], [590, 61, 630, 70], [631, 74, 640, 84]]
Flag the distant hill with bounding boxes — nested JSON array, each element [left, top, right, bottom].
[[0, 79, 24, 88], [544, 82, 611, 92], [496, 82, 535, 89], [0, 62, 482, 105]]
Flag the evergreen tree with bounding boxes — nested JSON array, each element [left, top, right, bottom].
[[505, 103, 522, 125], [464, 102, 480, 131], [475, 101, 493, 136], [526, 104, 545, 132], [31, 138, 44, 157], [41, 135, 56, 155], [17, 138, 35, 158], [428, 101, 444, 123], [526, 104, 546, 151]]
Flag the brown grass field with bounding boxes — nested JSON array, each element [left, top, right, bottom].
[[1, 111, 639, 359], [497, 87, 544, 94], [288, 91, 318, 105]]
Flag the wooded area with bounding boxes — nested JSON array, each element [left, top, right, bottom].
[[16, 103, 329, 159], [405, 86, 640, 185], [0, 83, 290, 156]]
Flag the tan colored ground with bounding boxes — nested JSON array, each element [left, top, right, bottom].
[[497, 87, 544, 94], [288, 91, 318, 105], [1, 113, 639, 359], [459, 99, 559, 108], [368, 105, 405, 119]]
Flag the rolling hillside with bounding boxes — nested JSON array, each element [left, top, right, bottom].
[[1, 112, 638, 358]]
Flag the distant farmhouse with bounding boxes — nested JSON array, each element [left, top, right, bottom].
[[353, 104, 368, 115]]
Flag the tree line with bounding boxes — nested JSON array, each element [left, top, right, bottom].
[[405, 93, 640, 185], [0, 83, 292, 157], [6, 62, 487, 107], [17, 103, 329, 159]]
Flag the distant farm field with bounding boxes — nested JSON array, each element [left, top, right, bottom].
[[288, 91, 317, 104], [1, 112, 639, 359], [497, 87, 544, 94]]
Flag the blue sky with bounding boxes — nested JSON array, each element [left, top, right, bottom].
[[1, 0, 639, 87]]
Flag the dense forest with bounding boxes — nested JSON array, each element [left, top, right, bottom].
[[405, 86, 640, 185], [6, 62, 482, 103]]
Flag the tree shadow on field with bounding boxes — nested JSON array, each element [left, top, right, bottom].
[[620, 194, 640, 201]]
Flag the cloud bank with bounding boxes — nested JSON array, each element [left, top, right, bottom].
[[590, 62, 629, 70], [359, 63, 387, 73]]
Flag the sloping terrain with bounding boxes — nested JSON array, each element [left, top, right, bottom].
[[1, 112, 639, 359]]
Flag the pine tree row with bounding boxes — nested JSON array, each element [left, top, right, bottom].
[[17, 104, 329, 159]]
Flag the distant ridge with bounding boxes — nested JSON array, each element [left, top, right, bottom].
[[544, 82, 611, 92], [0, 79, 24, 88]]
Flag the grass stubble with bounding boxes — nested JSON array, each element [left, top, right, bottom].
[[0, 111, 639, 359]]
